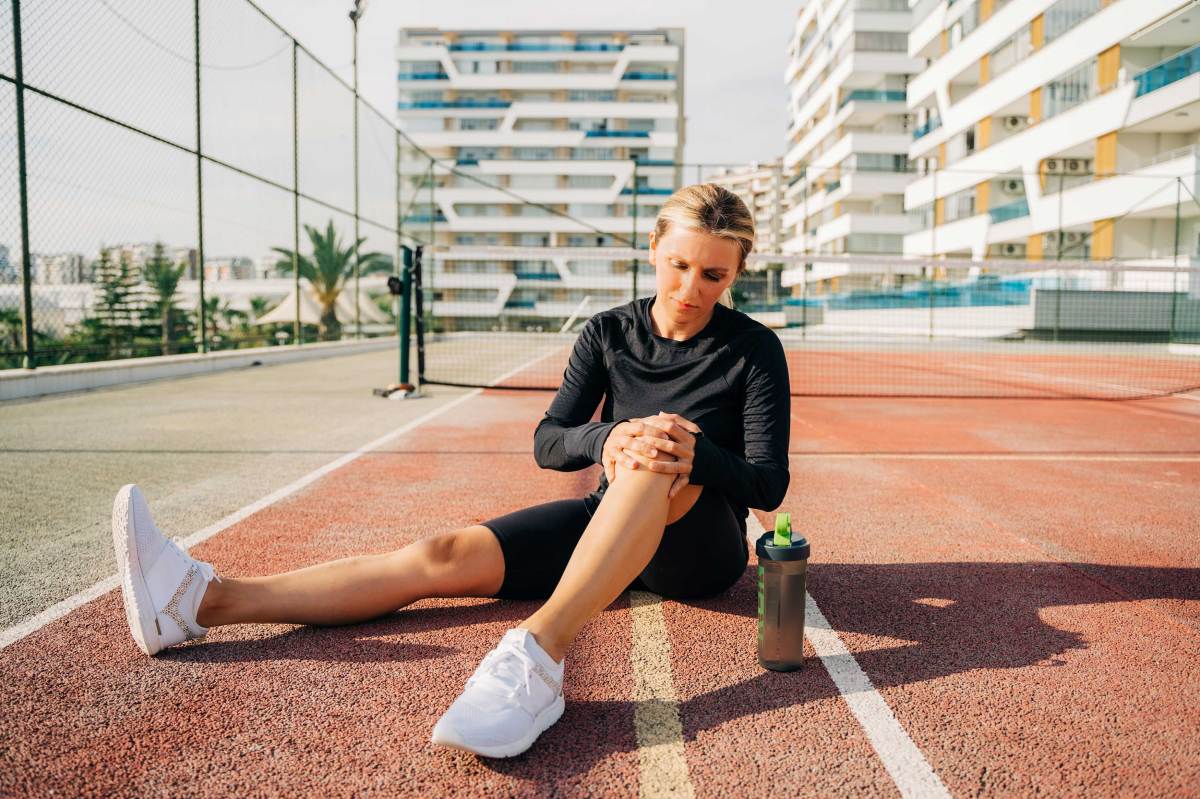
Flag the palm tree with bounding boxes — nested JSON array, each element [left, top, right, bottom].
[[1, 308, 23, 359], [142, 242, 186, 355], [271, 220, 390, 340], [201, 295, 236, 346]]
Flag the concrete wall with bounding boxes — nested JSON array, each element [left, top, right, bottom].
[[0, 338, 398, 402], [1032, 289, 1200, 333]]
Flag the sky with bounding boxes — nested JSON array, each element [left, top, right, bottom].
[[254, 0, 797, 166], [0, 0, 797, 261]]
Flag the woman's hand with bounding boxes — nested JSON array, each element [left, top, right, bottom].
[[602, 420, 664, 485], [611, 412, 701, 499]]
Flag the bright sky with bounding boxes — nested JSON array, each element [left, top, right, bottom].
[[255, 0, 797, 167]]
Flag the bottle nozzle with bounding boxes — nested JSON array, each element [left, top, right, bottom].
[[773, 513, 792, 546]]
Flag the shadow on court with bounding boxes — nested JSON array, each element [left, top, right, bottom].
[[158, 560, 1200, 778]]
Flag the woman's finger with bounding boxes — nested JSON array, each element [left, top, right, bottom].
[[656, 412, 702, 434]]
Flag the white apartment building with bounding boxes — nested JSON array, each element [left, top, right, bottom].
[[707, 161, 786, 255], [395, 28, 684, 329], [780, 0, 925, 291], [903, 0, 1200, 269]]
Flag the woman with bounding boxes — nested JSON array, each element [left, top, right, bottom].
[[111, 183, 791, 759]]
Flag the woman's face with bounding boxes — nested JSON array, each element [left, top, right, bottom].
[[647, 225, 741, 322]]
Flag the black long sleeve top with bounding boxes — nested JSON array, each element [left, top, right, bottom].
[[533, 296, 791, 523]]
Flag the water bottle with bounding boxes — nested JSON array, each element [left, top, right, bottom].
[[756, 513, 810, 672]]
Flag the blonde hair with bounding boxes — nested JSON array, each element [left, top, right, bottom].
[[652, 183, 756, 308]]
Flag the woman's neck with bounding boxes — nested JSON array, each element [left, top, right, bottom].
[[650, 296, 713, 342]]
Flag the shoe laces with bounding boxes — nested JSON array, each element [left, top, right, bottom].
[[168, 536, 221, 584], [465, 643, 539, 702]]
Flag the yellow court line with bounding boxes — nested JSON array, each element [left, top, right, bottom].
[[630, 590, 696, 799]]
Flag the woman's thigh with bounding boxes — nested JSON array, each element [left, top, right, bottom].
[[632, 488, 749, 600], [482, 489, 748, 602]]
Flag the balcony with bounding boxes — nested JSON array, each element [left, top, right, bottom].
[[620, 187, 674, 195], [448, 43, 624, 52], [987, 198, 1029, 224], [1134, 43, 1200, 98], [913, 116, 941, 140], [397, 100, 511, 109], [839, 89, 906, 109], [403, 213, 447, 224], [398, 72, 449, 80], [584, 130, 650, 138], [824, 179, 841, 193], [622, 72, 676, 80], [633, 158, 675, 166]]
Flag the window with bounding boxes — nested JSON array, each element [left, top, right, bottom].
[[568, 90, 617, 102], [1042, 59, 1097, 119], [510, 174, 558, 189], [512, 147, 556, 160], [1044, 0, 1102, 44], [567, 174, 613, 188], [853, 32, 908, 52], [459, 118, 500, 131], [511, 61, 557, 73]]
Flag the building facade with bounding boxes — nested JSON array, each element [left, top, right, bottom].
[[903, 0, 1199, 271], [395, 28, 684, 328], [780, 0, 924, 292]]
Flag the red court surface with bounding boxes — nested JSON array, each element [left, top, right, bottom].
[[2, 388, 1198, 796]]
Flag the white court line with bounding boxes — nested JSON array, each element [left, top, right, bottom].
[[961, 363, 1200, 402], [0, 388, 485, 653], [746, 514, 950, 799], [0, 348, 564, 652], [787, 452, 1200, 462]]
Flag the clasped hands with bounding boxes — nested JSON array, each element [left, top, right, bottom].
[[601, 412, 701, 499]]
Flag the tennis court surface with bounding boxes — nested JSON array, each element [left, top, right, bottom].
[[1, 347, 1198, 796]]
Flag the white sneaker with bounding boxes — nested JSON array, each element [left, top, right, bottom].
[[431, 628, 566, 758], [111, 484, 220, 656]]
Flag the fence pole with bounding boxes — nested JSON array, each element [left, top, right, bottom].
[[194, 0, 207, 354], [631, 156, 639, 302], [1171, 177, 1181, 342], [351, 14, 361, 340], [427, 160, 434, 330], [929, 167, 937, 341], [291, 41, 301, 346], [801, 165, 808, 340], [12, 0, 34, 369], [1054, 170, 1064, 343]]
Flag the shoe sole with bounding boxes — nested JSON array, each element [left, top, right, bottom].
[[112, 484, 162, 656], [436, 693, 566, 759]]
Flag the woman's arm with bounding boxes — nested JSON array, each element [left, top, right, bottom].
[[533, 317, 621, 471], [689, 333, 791, 509]]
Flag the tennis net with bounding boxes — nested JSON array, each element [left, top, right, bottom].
[[412, 247, 1200, 400]]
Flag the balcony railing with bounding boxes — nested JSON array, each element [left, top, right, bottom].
[[824, 179, 841, 193], [448, 42, 625, 52], [620, 186, 674, 195], [913, 116, 942, 140], [1134, 43, 1200, 98], [987, 198, 1029, 223], [397, 100, 511, 109], [633, 158, 675, 166], [404, 213, 447, 224], [622, 72, 676, 80], [584, 130, 651, 138], [398, 72, 450, 80], [839, 89, 906, 108], [455, 158, 480, 166]]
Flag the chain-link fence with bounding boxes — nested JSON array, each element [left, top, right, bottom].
[[0, 0, 446, 369]]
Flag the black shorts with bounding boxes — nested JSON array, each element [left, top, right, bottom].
[[482, 487, 749, 601]]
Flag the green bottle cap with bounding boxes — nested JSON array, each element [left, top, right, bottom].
[[773, 513, 792, 546]]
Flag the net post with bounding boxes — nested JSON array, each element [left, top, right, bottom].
[[412, 245, 426, 386], [352, 12, 361, 341], [194, 0, 207, 354], [12, 0, 34, 369], [801, 164, 808, 341], [398, 246, 412, 386], [1053, 170, 1064, 343]]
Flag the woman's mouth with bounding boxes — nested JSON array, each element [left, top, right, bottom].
[[673, 298, 697, 310]]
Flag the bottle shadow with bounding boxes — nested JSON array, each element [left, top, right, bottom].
[[479, 560, 1200, 777]]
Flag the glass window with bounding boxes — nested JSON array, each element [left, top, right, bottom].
[[1044, 0, 1102, 44]]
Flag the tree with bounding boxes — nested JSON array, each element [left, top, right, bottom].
[[271, 220, 391, 340], [142, 242, 187, 356], [88, 248, 145, 357]]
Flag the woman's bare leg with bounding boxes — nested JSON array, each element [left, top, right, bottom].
[[519, 465, 702, 663], [194, 526, 505, 628]]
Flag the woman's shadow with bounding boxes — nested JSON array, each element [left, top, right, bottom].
[[172, 560, 1200, 779]]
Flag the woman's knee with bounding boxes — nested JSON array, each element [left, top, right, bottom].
[[409, 525, 505, 596], [666, 484, 704, 525]]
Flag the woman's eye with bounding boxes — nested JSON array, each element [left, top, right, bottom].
[[704, 273, 720, 281]]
